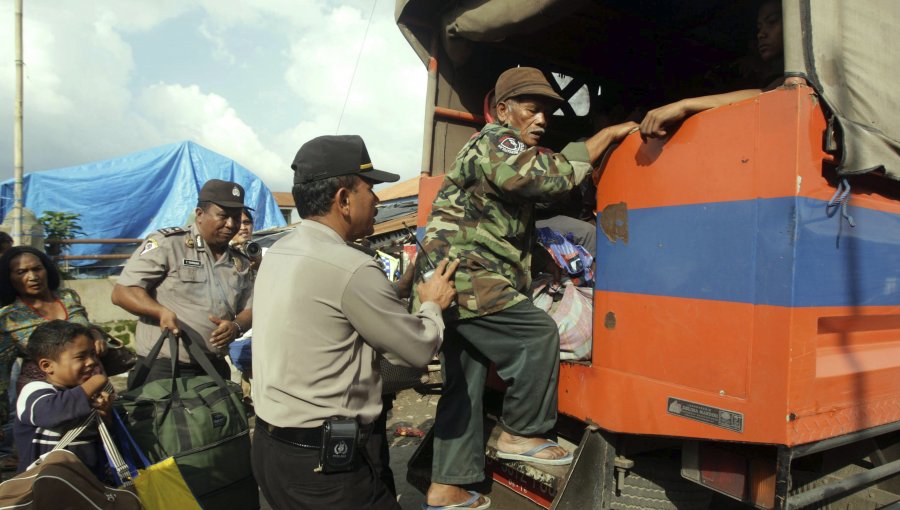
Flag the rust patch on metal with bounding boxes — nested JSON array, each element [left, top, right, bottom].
[[600, 202, 628, 244], [604, 311, 616, 330]]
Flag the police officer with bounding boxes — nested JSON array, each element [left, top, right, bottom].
[[112, 179, 253, 385], [417, 67, 639, 509], [251, 135, 458, 510]]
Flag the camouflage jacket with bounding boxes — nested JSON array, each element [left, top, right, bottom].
[[415, 122, 592, 319]]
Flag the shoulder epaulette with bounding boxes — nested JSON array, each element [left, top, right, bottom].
[[346, 242, 378, 258], [157, 227, 187, 237]]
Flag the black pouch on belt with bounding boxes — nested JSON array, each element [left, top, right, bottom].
[[319, 417, 359, 473]]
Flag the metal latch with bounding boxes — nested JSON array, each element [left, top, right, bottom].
[[613, 456, 635, 494]]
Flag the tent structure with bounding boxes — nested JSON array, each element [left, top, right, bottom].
[[0, 141, 286, 266]]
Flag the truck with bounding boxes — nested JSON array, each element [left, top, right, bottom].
[[395, 0, 900, 508]]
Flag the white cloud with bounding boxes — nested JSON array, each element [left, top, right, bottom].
[[198, 23, 236, 65], [138, 83, 287, 188], [0, 0, 427, 193], [91, 1, 196, 33], [0, 1, 139, 170], [281, 3, 427, 181]]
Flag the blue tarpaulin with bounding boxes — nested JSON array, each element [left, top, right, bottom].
[[0, 141, 286, 266]]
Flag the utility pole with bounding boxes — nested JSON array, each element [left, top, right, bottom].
[[12, 0, 24, 245]]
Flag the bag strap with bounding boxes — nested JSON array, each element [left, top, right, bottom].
[[52, 412, 95, 452], [111, 409, 151, 470], [91, 380, 140, 487], [53, 379, 119, 452], [179, 332, 230, 391], [130, 329, 230, 396], [128, 330, 171, 388], [169, 331, 180, 397], [99, 417, 134, 488]]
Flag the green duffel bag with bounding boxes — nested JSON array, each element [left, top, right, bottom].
[[116, 331, 258, 510]]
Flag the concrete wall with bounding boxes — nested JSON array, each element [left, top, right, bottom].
[[63, 277, 133, 323], [63, 277, 137, 347]]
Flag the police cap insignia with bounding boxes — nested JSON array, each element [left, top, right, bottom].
[[498, 135, 525, 155]]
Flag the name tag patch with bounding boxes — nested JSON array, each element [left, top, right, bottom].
[[182, 259, 202, 267]]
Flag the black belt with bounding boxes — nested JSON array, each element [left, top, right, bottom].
[[256, 418, 372, 450]]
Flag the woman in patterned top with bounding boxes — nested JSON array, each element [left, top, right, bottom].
[[0, 247, 104, 423]]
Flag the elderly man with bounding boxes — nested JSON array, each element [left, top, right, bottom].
[[251, 135, 459, 510], [418, 67, 638, 509], [112, 179, 253, 385]]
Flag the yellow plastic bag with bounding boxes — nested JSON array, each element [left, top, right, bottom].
[[134, 457, 203, 510]]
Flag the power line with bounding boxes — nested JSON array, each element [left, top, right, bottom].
[[336, 0, 378, 134]]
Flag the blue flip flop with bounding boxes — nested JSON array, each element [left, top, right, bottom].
[[423, 490, 491, 510], [497, 440, 573, 466]]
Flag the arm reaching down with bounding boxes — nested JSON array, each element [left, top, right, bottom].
[[639, 89, 762, 140], [111, 284, 179, 334]]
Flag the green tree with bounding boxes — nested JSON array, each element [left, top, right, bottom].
[[38, 211, 85, 255]]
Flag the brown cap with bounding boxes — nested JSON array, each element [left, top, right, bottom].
[[291, 135, 400, 185], [198, 179, 246, 209], [494, 67, 564, 104]]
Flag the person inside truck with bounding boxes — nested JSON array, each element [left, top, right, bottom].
[[416, 66, 637, 510], [639, 0, 784, 140]]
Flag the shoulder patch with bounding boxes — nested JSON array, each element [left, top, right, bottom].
[[157, 227, 186, 237], [140, 238, 159, 256], [497, 135, 526, 155]]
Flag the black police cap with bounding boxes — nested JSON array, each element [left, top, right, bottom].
[[198, 179, 246, 209], [291, 135, 399, 185]]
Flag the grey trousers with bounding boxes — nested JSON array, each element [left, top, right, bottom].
[[431, 299, 560, 485]]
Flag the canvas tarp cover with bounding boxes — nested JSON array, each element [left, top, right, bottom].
[[761, 0, 898, 180], [399, 0, 900, 180], [0, 141, 287, 266], [396, 0, 584, 64]]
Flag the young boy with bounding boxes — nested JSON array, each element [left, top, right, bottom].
[[14, 320, 112, 478]]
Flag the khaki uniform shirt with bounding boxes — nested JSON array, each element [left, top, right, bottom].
[[252, 221, 445, 428], [118, 223, 254, 363]]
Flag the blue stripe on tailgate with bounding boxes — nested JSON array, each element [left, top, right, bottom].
[[596, 197, 900, 307]]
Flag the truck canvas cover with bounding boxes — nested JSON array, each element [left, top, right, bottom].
[[784, 0, 900, 180], [397, 0, 900, 180]]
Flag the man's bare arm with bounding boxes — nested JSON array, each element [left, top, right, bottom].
[[583, 121, 640, 162], [111, 284, 179, 334], [640, 89, 762, 140]]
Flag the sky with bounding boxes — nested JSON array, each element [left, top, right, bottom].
[[0, 0, 427, 194]]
